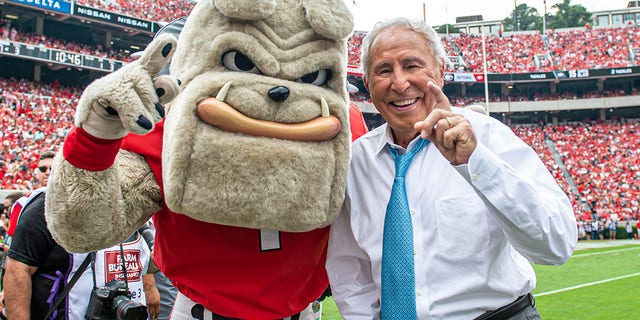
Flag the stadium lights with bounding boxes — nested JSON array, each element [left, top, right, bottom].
[[481, 26, 490, 113], [4, 14, 18, 20], [513, 0, 518, 31], [543, 0, 548, 33]]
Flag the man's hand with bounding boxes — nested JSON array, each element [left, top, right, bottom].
[[75, 34, 181, 140], [142, 273, 160, 319], [414, 82, 477, 165]]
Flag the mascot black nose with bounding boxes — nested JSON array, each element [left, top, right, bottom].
[[268, 86, 290, 102]]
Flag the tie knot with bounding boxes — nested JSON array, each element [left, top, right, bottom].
[[390, 138, 428, 177]]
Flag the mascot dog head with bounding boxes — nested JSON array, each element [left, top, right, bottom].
[[161, 0, 354, 231]]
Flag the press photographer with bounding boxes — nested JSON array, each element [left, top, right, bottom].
[[3, 189, 159, 320]]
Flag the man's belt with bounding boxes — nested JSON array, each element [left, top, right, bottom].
[[474, 293, 535, 320], [191, 304, 301, 320]]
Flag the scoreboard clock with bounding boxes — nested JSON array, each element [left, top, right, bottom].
[[1, 41, 124, 72]]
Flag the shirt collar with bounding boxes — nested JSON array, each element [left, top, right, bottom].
[[374, 124, 424, 157]]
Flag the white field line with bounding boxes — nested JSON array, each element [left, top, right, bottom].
[[571, 247, 640, 258], [535, 272, 640, 297], [536, 246, 640, 297]]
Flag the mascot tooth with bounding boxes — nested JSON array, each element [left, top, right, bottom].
[[45, 0, 365, 318]]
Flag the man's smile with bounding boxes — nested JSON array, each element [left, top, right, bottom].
[[390, 97, 420, 110]]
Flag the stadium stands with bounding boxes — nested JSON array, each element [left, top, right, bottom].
[[354, 89, 638, 104], [550, 120, 640, 222], [547, 27, 640, 70], [347, 31, 366, 66], [1, 75, 637, 223], [0, 2, 638, 225], [75, 0, 195, 23], [348, 25, 640, 74], [1, 20, 135, 62], [3, 16, 639, 74], [0, 78, 80, 190]]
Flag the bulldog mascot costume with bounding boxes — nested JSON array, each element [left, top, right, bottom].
[[45, 0, 363, 318]]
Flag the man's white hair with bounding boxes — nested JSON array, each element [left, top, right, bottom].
[[360, 17, 449, 82]]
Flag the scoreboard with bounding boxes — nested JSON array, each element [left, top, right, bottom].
[[0, 40, 124, 72]]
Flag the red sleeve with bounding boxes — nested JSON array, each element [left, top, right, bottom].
[[348, 102, 368, 141], [62, 127, 123, 171], [7, 201, 24, 236]]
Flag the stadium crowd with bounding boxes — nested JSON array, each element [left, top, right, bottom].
[[1, 8, 639, 236], [1, 77, 638, 226], [551, 120, 640, 222], [350, 88, 639, 105], [347, 31, 366, 66], [547, 26, 639, 71], [0, 78, 80, 190], [446, 32, 549, 73], [510, 121, 640, 223], [3, 18, 639, 75], [0, 20, 136, 62], [348, 25, 640, 74], [76, 0, 195, 23]]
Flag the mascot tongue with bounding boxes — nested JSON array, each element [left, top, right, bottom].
[[196, 98, 341, 142]]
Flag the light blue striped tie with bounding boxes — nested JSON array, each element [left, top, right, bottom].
[[381, 138, 428, 320]]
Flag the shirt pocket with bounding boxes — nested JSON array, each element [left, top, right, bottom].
[[435, 194, 490, 257]]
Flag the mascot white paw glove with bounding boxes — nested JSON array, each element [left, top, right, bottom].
[[74, 34, 181, 140]]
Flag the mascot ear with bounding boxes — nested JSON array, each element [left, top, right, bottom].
[[302, 0, 354, 40], [213, 0, 276, 20]]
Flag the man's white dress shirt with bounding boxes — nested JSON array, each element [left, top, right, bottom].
[[327, 107, 577, 320]]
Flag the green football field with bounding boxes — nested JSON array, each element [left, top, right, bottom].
[[321, 240, 640, 319]]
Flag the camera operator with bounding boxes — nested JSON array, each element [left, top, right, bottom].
[[3, 188, 159, 320], [138, 220, 176, 320], [81, 227, 159, 320]]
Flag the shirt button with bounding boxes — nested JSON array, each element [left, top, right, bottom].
[[413, 250, 417, 255], [416, 291, 422, 296], [410, 209, 416, 215], [472, 173, 479, 181]]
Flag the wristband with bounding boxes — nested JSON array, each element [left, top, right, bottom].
[[63, 127, 123, 171]]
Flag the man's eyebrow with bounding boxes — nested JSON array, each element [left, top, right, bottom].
[[372, 55, 427, 72], [372, 61, 392, 71], [401, 56, 425, 64]]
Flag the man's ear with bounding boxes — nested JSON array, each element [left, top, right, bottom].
[[437, 59, 445, 87]]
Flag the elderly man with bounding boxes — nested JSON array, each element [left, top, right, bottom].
[[326, 17, 577, 320]]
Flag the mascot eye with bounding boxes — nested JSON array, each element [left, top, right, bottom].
[[297, 69, 332, 86], [222, 50, 261, 74]]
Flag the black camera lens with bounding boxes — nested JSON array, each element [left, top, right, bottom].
[[114, 296, 148, 320]]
